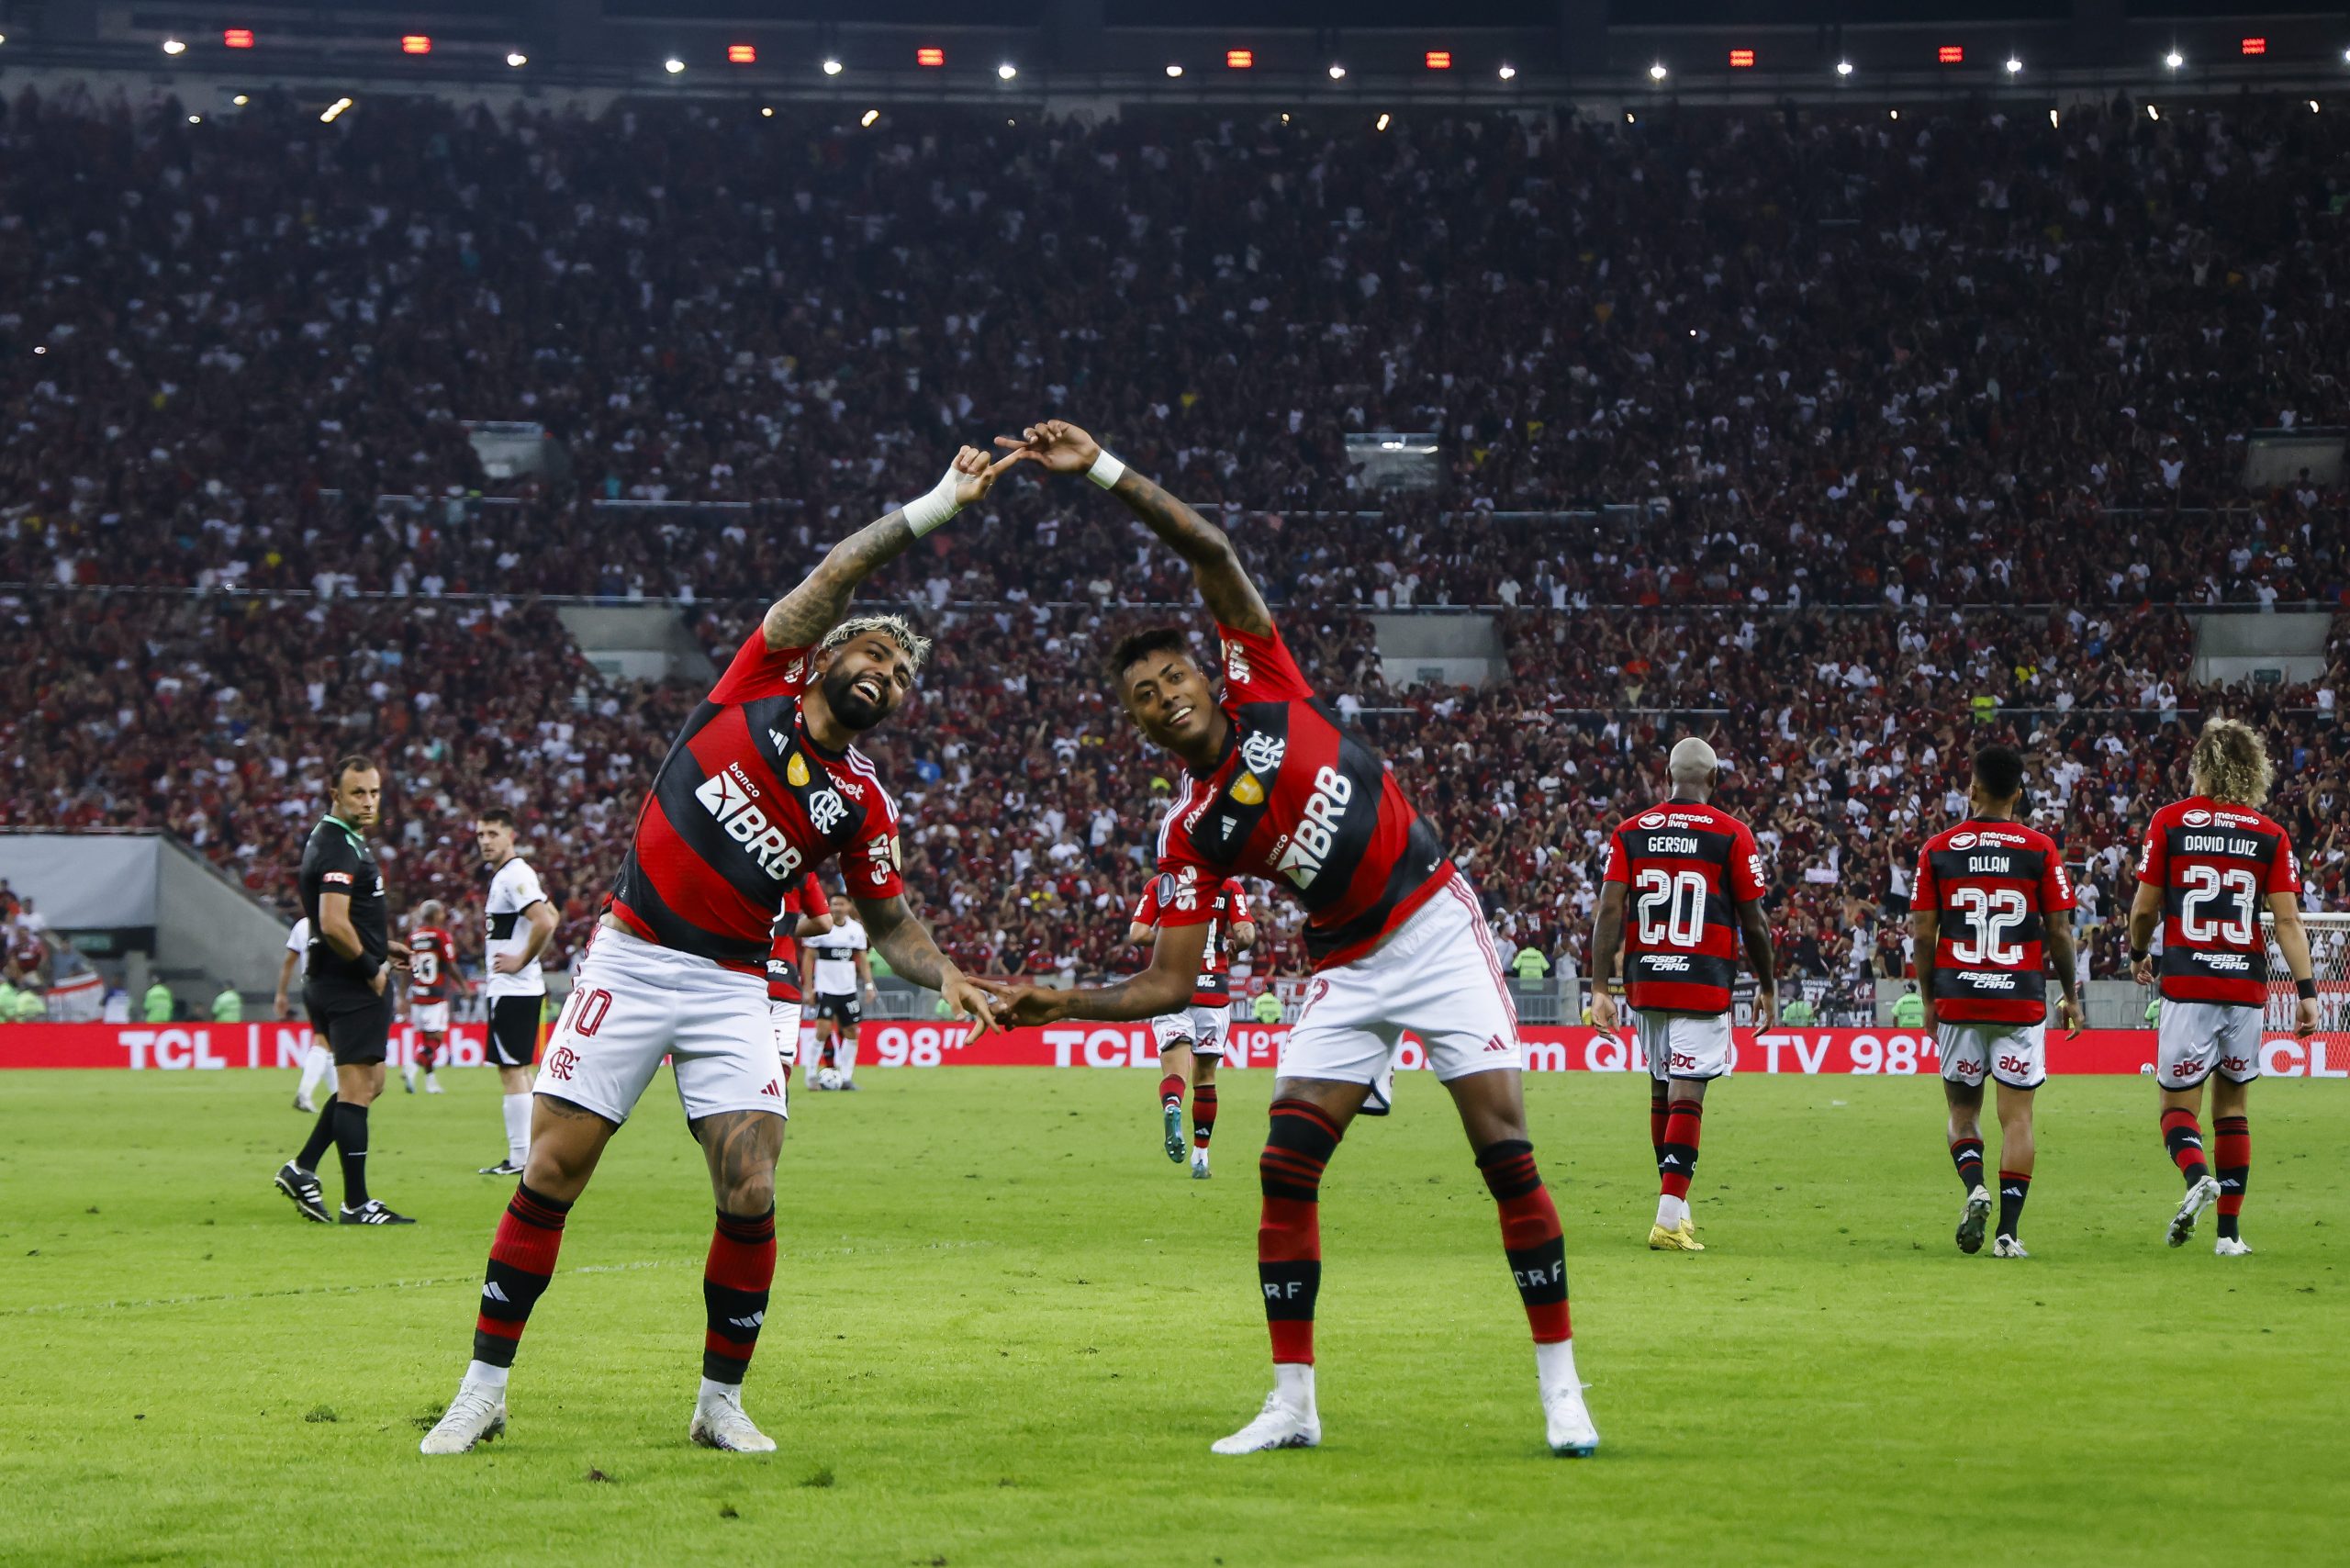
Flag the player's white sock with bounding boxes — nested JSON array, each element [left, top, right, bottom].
[[463, 1359, 510, 1395], [1273, 1361, 1316, 1415], [501, 1093, 532, 1167], [697, 1375, 744, 1408], [1534, 1338, 1582, 1399], [799, 1024, 819, 1065], [1654, 1194, 1688, 1229], [836, 1036, 858, 1082], [297, 1044, 333, 1099], [402, 1061, 418, 1091]]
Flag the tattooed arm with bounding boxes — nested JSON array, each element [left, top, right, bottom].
[[854, 892, 1004, 1035], [994, 921, 1210, 1026], [997, 420, 1273, 636], [761, 445, 1014, 651]]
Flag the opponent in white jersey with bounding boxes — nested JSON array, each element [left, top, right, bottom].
[[277, 917, 336, 1113], [800, 891, 874, 1089], [477, 810, 557, 1176]]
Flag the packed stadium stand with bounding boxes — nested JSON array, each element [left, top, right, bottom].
[[5, 89, 2346, 1005]]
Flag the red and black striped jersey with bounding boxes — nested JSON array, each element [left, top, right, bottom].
[[1152, 620, 1452, 972], [406, 926, 457, 1003], [2136, 796, 2300, 1006], [610, 627, 903, 974], [766, 869, 831, 1003], [1603, 800, 1767, 1014], [1135, 873, 1253, 1006], [1912, 819, 2075, 1025]]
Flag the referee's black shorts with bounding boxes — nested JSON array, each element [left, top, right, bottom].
[[488, 995, 543, 1069], [306, 987, 392, 1067]]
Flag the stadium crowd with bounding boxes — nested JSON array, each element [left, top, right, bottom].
[[5, 88, 2348, 999]]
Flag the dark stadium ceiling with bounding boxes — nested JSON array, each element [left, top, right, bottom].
[[10, 0, 2350, 96]]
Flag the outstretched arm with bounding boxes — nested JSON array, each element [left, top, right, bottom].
[[994, 920, 1212, 1026], [761, 446, 1013, 650], [854, 892, 1002, 1035], [999, 420, 1271, 635]]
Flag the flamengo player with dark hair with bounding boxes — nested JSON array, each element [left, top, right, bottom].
[[984, 420, 1598, 1459], [402, 898, 460, 1096], [1128, 871, 1255, 1177], [274, 756, 415, 1226], [767, 870, 833, 1071], [2127, 719, 2319, 1255], [1588, 735, 1776, 1253], [420, 446, 1013, 1457], [1908, 745, 2083, 1260], [475, 809, 557, 1177]]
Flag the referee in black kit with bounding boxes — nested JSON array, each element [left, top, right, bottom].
[[274, 756, 417, 1225]]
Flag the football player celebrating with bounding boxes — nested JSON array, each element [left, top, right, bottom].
[[987, 420, 1598, 1459], [420, 446, 1011, 1457], [1909, 746, 2082, 1259], [2128, 719, 2319, 1255], [1128, 871, 1255, 1176], [1589, 736, 1775, 1252]]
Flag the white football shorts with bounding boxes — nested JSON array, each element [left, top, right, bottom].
[[1936, 1021, 2046, 1091], [1279, 871, 1520, 1114], [768, 999, 800, 1067], [534, 924, 788, 1125], [1635, 1008, 1733, 1082], [1149, 1003, 1230, 1058], [408, 1000, 450, 1035], [2155, 1000, 2263, 1089]]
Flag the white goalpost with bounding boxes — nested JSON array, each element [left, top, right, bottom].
[[2264, 912, 2350, 1033]]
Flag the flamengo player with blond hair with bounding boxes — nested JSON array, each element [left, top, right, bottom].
[[2127, 718, 2320, 1255], [420, 447, 1013, 1456], [985, 420, 1598, 1460]]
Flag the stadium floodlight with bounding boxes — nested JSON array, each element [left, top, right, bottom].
[[2147, 104, 2159, 119], [162, 38, 187, 55], [1836, 60, 1852, 77], [861, 108, 879, 127], [1648, 62, 1667, 82], [761, 106, 774, 117], [320, 96, 353, 123], [2048, 108, 2058, 127], [998, 62, 1017, 80], [1327, 63, 1347, 80], [665, 58, 686, 74], [2164, 50, 2182, 70], [2344, 49, 2350, 64], [1889, 107, 1899, 119], [1165, 63, 1183, 77], [2005, 57, 2022, 74], [1376, 112, 1391, 130], [822, 58, 844, 75], [0, 31, 8, 45], [507, 51, 528, 68], [1497, 64, 1516, 81], [188, 115, 202, 124], [2312, 100, 2322, 114], [233, 94, 250, 105]]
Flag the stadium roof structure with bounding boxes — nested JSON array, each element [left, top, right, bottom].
[[6, 1, 2350, 107]]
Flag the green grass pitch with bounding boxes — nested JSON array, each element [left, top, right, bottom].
[[1, 1067, 2344, 1566]]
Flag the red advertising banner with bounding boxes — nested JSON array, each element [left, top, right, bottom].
[[5, 1022, 2348, 1079]]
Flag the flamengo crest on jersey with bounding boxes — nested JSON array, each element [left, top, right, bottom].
[[610, 627, 903, 972], [1912, 819, 2074, 1025], [1151, 621, 1451, 972], [1603, 801, 1766, 1014], [1136, 874, 1252, 1005], [2136, 795, 2300, 1006]]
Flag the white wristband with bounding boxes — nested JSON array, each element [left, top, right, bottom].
[[901, 467, 963, 537], [1086, 450, 1126, 489]]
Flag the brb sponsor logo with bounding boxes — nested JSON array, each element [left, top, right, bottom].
[[696, 765, 806, 880], [1278, 767, 1354, 890]]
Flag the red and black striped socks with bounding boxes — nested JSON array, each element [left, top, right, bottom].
[[1158, 1072, 1184, 1111], [702, 1207, 778, 1385], [1476, 1139, 1572, 1345], [1257, 1099, 1342, 1364], [1996, 1170, 2031, 1240], [1658, 1100, 1703, 1202], [472, 1182, 572, 1372], [1192, 1082, 1218, 1149], [1950, 1137, 1986, 1193], [2214, 1115, 2250, 1240], [2161, 1108, 2210, 1185]]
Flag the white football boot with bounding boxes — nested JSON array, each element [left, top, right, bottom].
[[1211, 1381, 1320, 1455], [1191, 1148, 1212, 1180], [1991, 1235, 2031, 1259], [2167, 1174, 2222, 1248], [690, 1389, 778, 1452], [2213, 1235, 2252, 1257], [419, 1385, 508, 1454], [1542, 1381, 1601, 1457]]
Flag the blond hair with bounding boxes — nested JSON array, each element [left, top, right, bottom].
[[2189, 717, 2274, 808], [821, 612, 933, 675]]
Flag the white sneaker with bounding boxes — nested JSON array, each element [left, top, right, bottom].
[[419, 1385, 507, 1454], [2167, 1174, 2222, 1248], [2214, 1235, 2253, 1257], [1191, 1149, 1212, 1180], [1542, 1381, 1601, 1458], [690, 1394, 778, 1452], [425, 1078, 445, 1095], [1991, 1234, 2031, 1259], [1210, 1391, 1320, 1455]]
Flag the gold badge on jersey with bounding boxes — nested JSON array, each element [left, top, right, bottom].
[[786, 753, 811, 788], [1230, 771, 1265, 806]]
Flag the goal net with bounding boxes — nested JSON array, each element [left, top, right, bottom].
[[2262, 912, 2350, 1032]]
